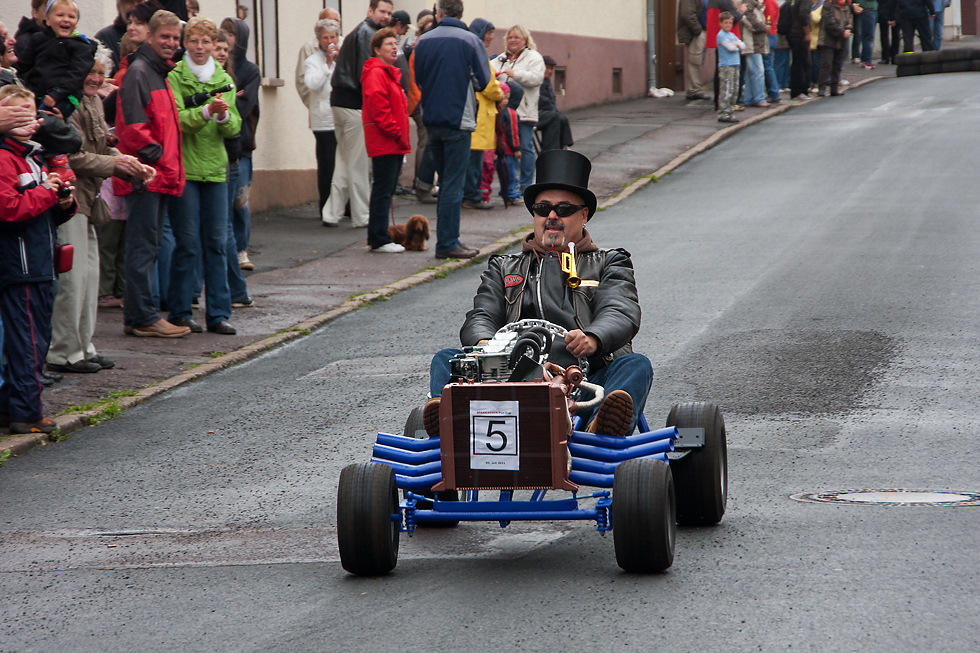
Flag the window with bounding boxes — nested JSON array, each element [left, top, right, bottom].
[[554, 66, 567, 96], [612, 67, 622, 96], [236, 0, 282, 83]]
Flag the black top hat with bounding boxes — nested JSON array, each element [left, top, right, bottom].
[[523, 150, 598, 220]]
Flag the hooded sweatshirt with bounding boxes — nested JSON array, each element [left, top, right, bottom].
[[468, 18, 503, 151], [227, 18, 261, 155]]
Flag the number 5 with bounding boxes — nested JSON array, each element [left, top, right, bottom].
[[485, 420, 508, 452]]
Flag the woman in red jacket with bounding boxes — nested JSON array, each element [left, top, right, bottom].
[[361, 27, 409, 253]]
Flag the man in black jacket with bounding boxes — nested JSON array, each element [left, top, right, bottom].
[[322, 0, 392, 228], [426, 150, 653, 438]]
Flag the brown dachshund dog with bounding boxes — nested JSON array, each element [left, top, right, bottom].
[[388, 214, 430, 251]]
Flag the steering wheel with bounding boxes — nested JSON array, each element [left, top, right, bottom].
[[494, 319, 588, 373]]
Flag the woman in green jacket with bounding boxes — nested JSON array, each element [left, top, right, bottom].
[[166, 17, 241, 335]]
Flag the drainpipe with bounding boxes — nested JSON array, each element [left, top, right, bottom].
[[647, 0, 657, 90]]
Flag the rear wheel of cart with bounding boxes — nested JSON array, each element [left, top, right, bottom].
[[666, 401, 728, 526], [404, 405, 459, 526], [612, 459, 676, 572], [337, 462, 400, 576]]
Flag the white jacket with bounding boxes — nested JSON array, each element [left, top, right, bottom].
[[304, 49, 336, 131], [493, 47, 545, 123]]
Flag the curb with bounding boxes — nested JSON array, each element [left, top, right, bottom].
[[0, 228, 532, 465], [1, 75, 886, 465]]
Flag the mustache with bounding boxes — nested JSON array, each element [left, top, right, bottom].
[[544, 220, 564, 231]]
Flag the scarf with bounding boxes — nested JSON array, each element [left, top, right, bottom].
[[522, 228, 599, 256], [185, 53, 216, 83]]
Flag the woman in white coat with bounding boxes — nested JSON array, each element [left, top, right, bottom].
[[304, 18, 341, 218], [492, 24, 545, 192]]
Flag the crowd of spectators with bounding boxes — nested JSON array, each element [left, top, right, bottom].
[[300, 0, 573, 257], [0, 0, 260, 433], [679, 0, 946, 118]]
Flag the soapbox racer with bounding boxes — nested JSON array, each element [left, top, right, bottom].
[[337, 320, 727, 575]]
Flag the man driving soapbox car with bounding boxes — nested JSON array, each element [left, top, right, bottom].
[[337, 151, 728, 576]]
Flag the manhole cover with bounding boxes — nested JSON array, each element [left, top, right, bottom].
[[790, 489, 980, 507]]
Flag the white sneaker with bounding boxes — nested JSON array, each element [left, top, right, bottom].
[[841, 79, 851, 86], [238, 250, 253, 270], [372, 242, 405, 253]]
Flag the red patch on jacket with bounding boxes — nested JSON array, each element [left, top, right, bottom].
[[504, 274, 524, 288]]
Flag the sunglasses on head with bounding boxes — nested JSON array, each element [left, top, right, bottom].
[[531, 202, 587, 218]]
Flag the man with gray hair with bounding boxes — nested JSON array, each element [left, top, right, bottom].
[[413, 0, 492, 259]]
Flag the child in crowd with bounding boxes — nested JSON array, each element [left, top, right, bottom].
[[15, 0, 96, 121], [495, 82, 522, 206], [15, 0, 95, 182], [716, 12, 746, 123], [0, 84, 77, 434]]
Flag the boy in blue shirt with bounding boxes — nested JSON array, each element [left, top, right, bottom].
[[716, 12, 746, 123]]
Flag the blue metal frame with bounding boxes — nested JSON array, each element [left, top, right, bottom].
[[370, 414, 677, 535]]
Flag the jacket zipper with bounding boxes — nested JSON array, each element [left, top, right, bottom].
[[19, 237, 28, 275]]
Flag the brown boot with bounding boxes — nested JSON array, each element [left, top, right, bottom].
[[423, 397, 441, 438], [130, 319, 192, 338], [587, 390, 634, 437]]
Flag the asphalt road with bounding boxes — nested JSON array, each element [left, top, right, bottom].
[[3, 74, 980, 652]]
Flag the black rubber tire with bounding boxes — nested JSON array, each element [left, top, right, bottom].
[[921, 62, 944, 75], [612, 459, 676, 573], [894, 52, 922, 66], [337, 462, 400, 576], [666, 402, 728, 526], [937, 48, 973, 63], [896, 64, 921, 77], [971, 60, 980, 71], [944, 60, 973, 73], [404, 406, 460, 526], [918, 50, 942, 64]]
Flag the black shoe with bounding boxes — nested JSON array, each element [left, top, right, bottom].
[[435, 245, 479, 259], [394, 185, 414, 196], [686, 91, 711, 101], [207, 321, 237, 335], [171, 318, 204, 333], [42, 370, 63, 382], [232, 296, 254, 308], [40, 374, 54, 387], [88, 355, 115, 370], [47, 360, 101, 373]]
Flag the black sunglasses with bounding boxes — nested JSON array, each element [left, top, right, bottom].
[[531, 202, 587, 218]]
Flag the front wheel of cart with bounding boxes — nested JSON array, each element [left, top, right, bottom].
[[666, 401, 728, 526], [337, 462, 400, 576], [612, 458, 676, 573]]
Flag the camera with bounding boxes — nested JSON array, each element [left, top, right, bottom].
[[57, 184, 72, 199]]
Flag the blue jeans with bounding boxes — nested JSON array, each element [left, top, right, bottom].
[[811, 49, 822, 86], [429, 349, 654, 436], [416, 143, 435, 186], [518, 121, 536, 191], [860, 10, 878, 62], [425, 125, 471, 255], [233, 155, 252, 252], [932, 8, 944, 49], [226, 162, 249, 303], [124, 190, 170, 328], [168, 180, 231, 326], [764, 35, 780, 100], [744, 53, 765, 106], [369, 154, 401, 249], [774, 46, 791, 89], [505, 154, 521, 201], [463, 148, 485, 204]]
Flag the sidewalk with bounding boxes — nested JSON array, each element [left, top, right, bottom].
[[0, 48, 960, 456]]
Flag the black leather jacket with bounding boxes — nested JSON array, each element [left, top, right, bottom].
[[329, 17, 382, 110], [461, 248, 641, 370]]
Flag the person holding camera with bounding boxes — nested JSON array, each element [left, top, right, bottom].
[[0, 84, 77, 434], [166, 17, 241, 335]]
